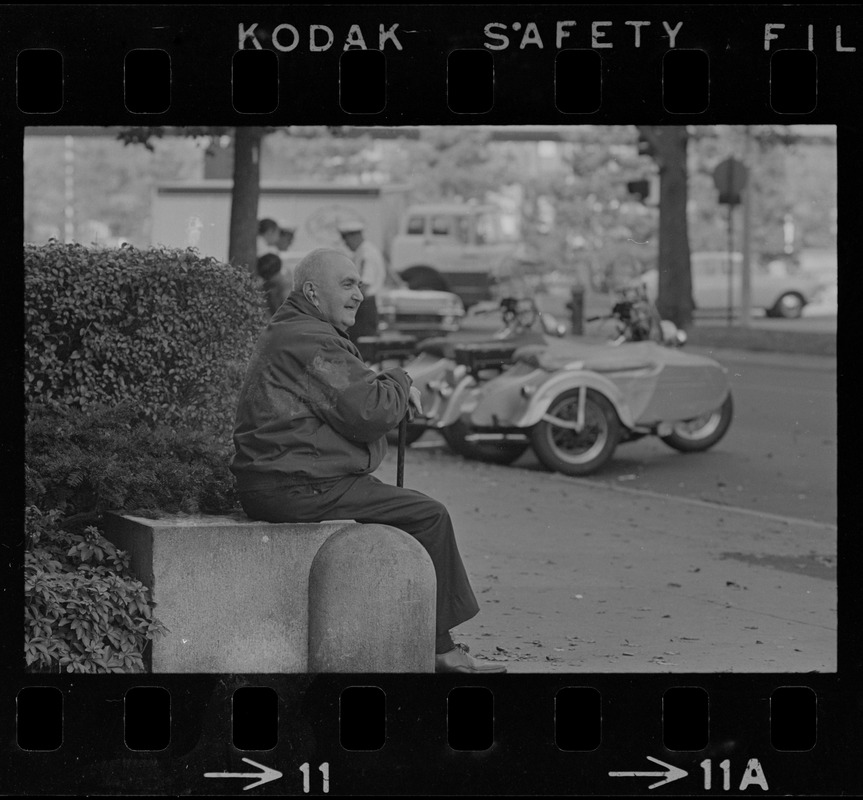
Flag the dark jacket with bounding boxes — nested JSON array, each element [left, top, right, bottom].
[[231, 291, 412, 491]]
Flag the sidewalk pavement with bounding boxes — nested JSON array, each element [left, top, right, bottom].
[[686, 346, 837, 373], [376, 443, 837, 675]]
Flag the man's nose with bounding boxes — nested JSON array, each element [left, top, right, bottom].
[[353, 285, 364, 301]]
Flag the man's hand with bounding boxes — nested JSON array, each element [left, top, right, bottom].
[[408, 386, 423, 422]]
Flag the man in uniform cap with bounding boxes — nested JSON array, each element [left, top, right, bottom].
[[276, 226, 295, 254], [338, 220, 387, 343]]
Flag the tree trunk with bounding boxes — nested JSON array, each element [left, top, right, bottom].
[[638, 126, 694, 329], [228, 126, 264, 274]]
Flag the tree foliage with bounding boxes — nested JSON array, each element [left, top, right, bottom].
[[26, 125, 836, 320]]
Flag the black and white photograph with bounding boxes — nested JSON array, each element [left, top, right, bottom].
[[7, 3, 860, 796], [23, 123, 837, 676]]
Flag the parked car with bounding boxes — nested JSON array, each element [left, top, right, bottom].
[[633, 252, 828, 319], [376, 286, 465, 340], [801, 280, 838, 317]]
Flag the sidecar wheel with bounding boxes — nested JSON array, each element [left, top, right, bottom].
[[441, 419, 530, 465], [386, 423, 426, 447], [530, 388, 621, 476], [661, 393, 734, 453]]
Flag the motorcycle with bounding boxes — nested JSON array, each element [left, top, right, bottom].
[[587, 282, 688, 347], [389, 296, 566, 448], [439, 287, 733, 475]]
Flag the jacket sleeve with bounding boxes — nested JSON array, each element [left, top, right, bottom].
[[302, 336, 411, 443]]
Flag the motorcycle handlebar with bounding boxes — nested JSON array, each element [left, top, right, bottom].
[[473, 298, 538, 316]]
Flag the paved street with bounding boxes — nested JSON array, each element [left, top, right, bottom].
[[456, 303, 837, 525], [512, 349, 837, 526], [375, 340, 837, 674], [376, 440, 836, 674]]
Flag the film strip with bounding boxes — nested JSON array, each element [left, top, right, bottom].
[[2, 3, 860, 796]]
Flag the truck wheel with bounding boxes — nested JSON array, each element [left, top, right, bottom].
[[441, 419, 529, 465], [400, 266, 448, 293], [660, 393, 734, 453], [530, 388, 621, 476]]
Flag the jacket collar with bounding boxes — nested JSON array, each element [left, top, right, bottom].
[[280, 290, 352, 339]]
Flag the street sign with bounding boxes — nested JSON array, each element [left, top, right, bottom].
[[713, 157, 749, 205]]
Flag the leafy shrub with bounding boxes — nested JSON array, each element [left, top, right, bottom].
[[24, 242, 265, 673], [26, 401, 239, 518], [25, 241, 263, 433], [25, 505, 168, 673]]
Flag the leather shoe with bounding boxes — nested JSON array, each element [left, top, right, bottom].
[[435, 643, 507, 674]]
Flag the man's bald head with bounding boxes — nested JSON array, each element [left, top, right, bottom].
[[294, 248, 364, 331]]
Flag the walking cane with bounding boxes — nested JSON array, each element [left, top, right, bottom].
[[396, 413, 407, 488]]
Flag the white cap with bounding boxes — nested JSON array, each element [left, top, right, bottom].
[[337, 220, 365, 235]]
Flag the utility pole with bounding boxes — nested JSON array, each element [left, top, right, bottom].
[[64, 135, 75, 243], [740, 127, 753, 328], [713, 155, 749, 327]]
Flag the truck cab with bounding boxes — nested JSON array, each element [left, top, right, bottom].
[[389, 203, 526, 310]]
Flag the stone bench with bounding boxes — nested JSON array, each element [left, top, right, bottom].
[[101, 512, 436, 674]]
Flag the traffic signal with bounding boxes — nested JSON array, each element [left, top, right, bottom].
[[627, 179, 650, 201], [637, 132, 656, 158]]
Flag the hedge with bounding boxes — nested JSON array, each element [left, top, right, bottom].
[[24, 242, 266, 673], [26, 401, 239, 518], [25, 241, 264, 432]]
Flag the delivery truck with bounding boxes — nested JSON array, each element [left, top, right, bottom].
[[151, 181, 533, 309]]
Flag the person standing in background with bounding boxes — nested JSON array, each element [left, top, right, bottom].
[[256, 253, 291, 316], [275, 225, 296, 296], [276, 226, 295, 255], [257, 218, 282, 259], [338, 221, 386, 343]]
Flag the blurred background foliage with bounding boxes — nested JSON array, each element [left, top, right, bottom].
[[24, 125, 837, 277]]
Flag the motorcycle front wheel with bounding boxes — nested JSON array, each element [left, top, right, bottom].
[[530, 388, 621, 476], [660, 393, 734, 452], [441, 419, 530, 465]]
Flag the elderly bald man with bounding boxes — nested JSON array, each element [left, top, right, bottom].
[[231, 248, 506, 674]]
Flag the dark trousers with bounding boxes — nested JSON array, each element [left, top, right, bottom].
[[239, 474, 480, 637], [348, 295, 379, 343]]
